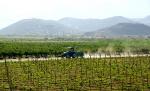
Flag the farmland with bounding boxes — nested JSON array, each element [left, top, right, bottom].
[[0, 38, 150, 90], [1, 38, 150, 58], [0, 57, 150, 91]]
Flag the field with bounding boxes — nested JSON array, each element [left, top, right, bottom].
[[0, 57, 150, 91], [0, 38, 150, 91], [1, 38, 150, 58]]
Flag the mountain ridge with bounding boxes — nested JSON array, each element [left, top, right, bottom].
[[0, 15, 150, 37], [84, 23, 150, 37], [0, 18, 79, 36], [58, 16, 134, 32]]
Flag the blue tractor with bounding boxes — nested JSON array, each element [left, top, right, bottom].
[[60, 47, 84, 58]]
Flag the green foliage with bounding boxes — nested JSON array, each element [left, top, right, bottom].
[[113, 42, 125, 53], [0, 57, 150, 90], [0, 38, 150, 57]]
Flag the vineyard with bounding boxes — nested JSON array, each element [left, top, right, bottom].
[[1, 39, 150, 58], [0, 39, 150, 90], [0, 56, 150, 91]]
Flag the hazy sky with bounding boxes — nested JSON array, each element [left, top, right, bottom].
[[0, 0, 150, 29]]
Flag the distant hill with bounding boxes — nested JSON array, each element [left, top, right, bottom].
[[0, 19, 78, 36], [59, 16, 133, 33], [1, 16, 150, 37], [84, 23, 150, 37]]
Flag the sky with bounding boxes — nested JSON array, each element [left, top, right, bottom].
[[0, 0, 150, 29]]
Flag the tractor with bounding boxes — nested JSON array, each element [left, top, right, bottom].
[[59, 47, 84, 58]]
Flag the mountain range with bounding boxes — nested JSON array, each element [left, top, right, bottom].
[[0, 16, 150, 38], [85, 23, 150, 37], [0, 19, 78, 36]]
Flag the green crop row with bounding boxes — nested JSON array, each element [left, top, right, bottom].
[[0, 39, 150, 58], [0, 57, 150, 90]]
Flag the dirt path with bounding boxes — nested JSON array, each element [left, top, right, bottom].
[[0, 53, 150, 62], [84, 53, 150, 58]]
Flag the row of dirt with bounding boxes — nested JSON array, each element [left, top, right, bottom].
[[0, 53, 150, 62]]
